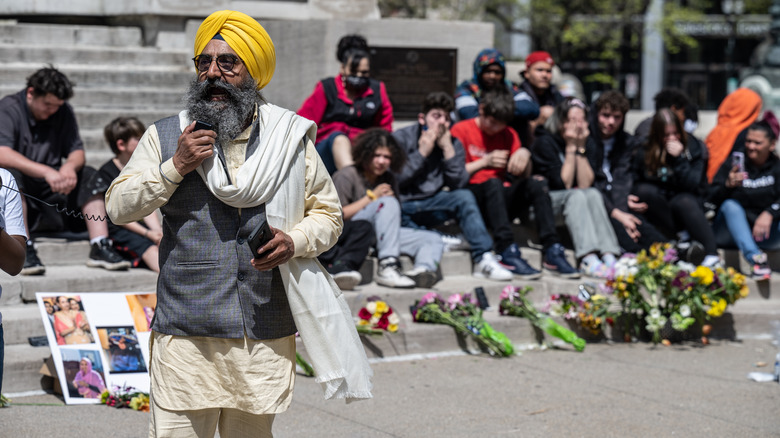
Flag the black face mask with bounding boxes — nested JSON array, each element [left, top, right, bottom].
[[344, 75, 370, 93]]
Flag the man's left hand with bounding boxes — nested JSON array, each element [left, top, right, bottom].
[[250, 226, 295, 271], [58, 166, 78, 194]]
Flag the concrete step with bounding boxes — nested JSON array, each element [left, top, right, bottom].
[[3, 290, 778, 393], [0, 63, 192, 90], [0, 264, 159, 306], [0, 44, 190, 67], [0, 21, 143, 47], [75, 109, 178, 133], [0, 85, 187, 109]]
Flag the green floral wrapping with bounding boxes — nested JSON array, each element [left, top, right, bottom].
[[480, 321, 515, 356], [539, 317, 587, 352]]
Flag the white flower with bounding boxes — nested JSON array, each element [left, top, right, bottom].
[[369, 316, 380, 325], [679, 304, 691, 318], [649, 308, 661, 319], [366, 302, 377, 314], [388, 313, 400, 325]]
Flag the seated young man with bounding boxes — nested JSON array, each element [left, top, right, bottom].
[[80, 117, 162, 272], [451, 89, 579, 279], [0, 67, 129, 274], [393, 92, 513, 281]]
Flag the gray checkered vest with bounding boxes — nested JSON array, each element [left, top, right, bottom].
[[152, 115, 296, 340]]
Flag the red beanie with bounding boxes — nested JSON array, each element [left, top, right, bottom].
[[525, 51, 555, 69]]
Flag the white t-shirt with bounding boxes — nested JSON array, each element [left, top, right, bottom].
[[0, 168, 27, 325]]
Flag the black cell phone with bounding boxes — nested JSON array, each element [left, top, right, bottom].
[[248, 218, 273, 259], [194, 120, 217, 133]]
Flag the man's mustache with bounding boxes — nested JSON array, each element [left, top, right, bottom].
[[193, 79, 236, 99]]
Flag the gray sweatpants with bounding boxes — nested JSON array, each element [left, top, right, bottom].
[[548, 188, 621, 259], [352, 196, 443, 271]]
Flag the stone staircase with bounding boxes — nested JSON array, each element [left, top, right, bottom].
[[0, 21, 191, 166], [3, 236, 780, 394]]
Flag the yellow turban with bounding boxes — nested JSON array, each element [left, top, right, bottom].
[[194, 10, 276, 90]]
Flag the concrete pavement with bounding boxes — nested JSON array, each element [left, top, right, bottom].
[[2, 338, 779, 437]]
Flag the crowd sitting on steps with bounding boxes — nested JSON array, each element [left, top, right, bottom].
[[2, 41, 779, 293]]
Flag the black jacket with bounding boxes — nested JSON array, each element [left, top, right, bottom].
[[587, 120, 641, 214], [630, 135, 709, 198], [708, 152, 780, 223]]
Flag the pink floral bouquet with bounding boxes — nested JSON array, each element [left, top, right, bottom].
[[411, 292, 514, 357]]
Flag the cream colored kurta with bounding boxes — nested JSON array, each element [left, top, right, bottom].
[[107, 105, 342, 413]]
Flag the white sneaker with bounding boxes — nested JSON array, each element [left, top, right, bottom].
[[473, 252, 513, 281], [404, 266, 438, 288], [440, 233, 471, 252], [376, 258, 416, 288], [332, 270, 361, 290]]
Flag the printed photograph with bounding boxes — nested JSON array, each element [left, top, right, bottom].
[[97, 326, 148, 373], [51, 295, 95, 345], [60, 349, 106, 399], [126, 293, 157, 332]]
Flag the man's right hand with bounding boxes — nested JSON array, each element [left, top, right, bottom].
[[172, 121, 216, 176]]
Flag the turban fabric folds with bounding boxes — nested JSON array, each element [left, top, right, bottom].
[[194, 10, 276, 90]]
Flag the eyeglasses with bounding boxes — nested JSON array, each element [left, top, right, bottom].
[[192, 54, 241, 73]]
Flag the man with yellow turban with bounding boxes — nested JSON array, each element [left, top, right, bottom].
[[106, 10, 373, 437]]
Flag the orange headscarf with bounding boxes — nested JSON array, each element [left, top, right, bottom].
[[193, 10, 276, 90], [704, 88, 762, 182]]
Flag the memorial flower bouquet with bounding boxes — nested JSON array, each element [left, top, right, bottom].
[[605, 243, 750, 343], [499, 285, 586, 352], [100, 384, 149, 411], [356, 296, 400, 335], [410, 292, 514, 357]]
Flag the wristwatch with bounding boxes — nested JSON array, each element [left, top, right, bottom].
[[576, 146, 587, 156]]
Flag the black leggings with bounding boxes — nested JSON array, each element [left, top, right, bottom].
[[632, 182, 717, 255]]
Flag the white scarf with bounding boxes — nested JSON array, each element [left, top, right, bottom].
[[179, 103, 373, 401]]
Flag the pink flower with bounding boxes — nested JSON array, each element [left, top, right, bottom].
[[421, 292, 441, 305], [447, 293, 464, 310], [500, 285, 516, 301]]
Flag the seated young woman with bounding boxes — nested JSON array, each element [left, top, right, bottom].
[[630, 108, 720, 268], [297, 35, 394, 174], [709, 121, 780, 280], [530, 97, 621, 278], [331, 128, 443, 289]]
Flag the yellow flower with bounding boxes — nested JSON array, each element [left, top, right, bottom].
[[358, 319, 370, 326], [701, 294, 710, 305], [648, 260, 661, 270], [739, 285, 749, 298], [691, 266, 714, 286], [388, 324, 398, 332], [706, 298, 727, 317], [375, 301, 389, 314]]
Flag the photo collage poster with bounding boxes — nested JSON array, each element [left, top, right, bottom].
[[36, 292, 156, 405]]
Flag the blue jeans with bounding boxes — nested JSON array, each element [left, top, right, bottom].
[[713, 199, 780, 263], [401, 189, 493, 261], [314, 132, 345, 175]]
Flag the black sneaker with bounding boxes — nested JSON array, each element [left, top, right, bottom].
[[21, 243, 46, 276], [543, 243, 580, 279], [675, 240, 706, 266], [86, 238, 131, 271], [500, 243, 542, 280]]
